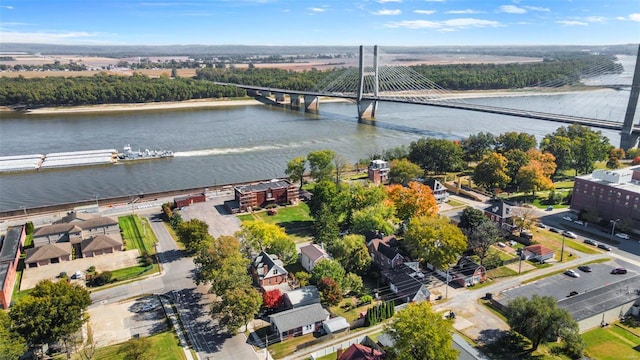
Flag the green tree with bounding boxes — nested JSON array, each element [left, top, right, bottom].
[[285, 156, 306, 189], [311, 259, 346, 288], [176, 219, 211, 252], [294, 271, 311, 287], [461, 132, 496, 163], [10, 280, 91, 355], [307, 149, 336, 182], [119, 337, 153, 360], [458, 206, 488, 232], [385, 301, 458, 360], [344, 182, 387, 228], [540, 124, 611, 176], [237, 221, 294, 262], [343, 272, 364, 296], [465, 221, 502, 265], [404, 216, 467, 270], [503, 149, 530, 186], [211, 285, 262, 334], [0, 311, 26, 360], [505, 295, 582, 352], [540, 134, 573, 176], [193, 235, 251, 296], [496, 131, 537, 153], [349, 203, 396, 237], [389, 158, 423, 184], [330, 234, 371, 273], [408, 138, 465, 174], [267, 235, 298, 265], [473, 152, 511, 190]]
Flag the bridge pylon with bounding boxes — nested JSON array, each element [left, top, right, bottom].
[[357, 45, 379, 120], [620, 44, 640, 150]]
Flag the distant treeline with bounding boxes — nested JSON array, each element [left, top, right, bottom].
[[0, 54, 623, 107], [0, 73, 246, 107]]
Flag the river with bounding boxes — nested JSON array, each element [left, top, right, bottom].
[[0, 56, 636, 213]]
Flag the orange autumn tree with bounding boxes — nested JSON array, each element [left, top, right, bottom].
[[386, 181, 438, 221], [516, 149, 557, 196]]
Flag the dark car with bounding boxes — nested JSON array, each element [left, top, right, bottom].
[[549, 227, 560, 233], [583, 239, 598, 246], [611, 268, 627, 274], [578, 265, 592, 272], [597, 244, 612, 251]]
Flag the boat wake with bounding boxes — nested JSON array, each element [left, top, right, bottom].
[[174, 143, 303, 157]]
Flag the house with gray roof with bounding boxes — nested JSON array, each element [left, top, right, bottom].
[[483, 201, 517, 232], [269, 303, 329, 341], [25, 243, 72, 268], [382, 263, 430, 304], [251, 251, 288, 289], [424, 178, 449, 203], [299, 243, 330, 272], [81, 234, 124, 258], [367, 236, 406, 270]]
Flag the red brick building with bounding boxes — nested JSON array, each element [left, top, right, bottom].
[[0, 225, 26, 309], [233, 179, 298, 212], [251, 251, 288, 289], [367, 160, 389, 185], [174, 193, 206, 208]]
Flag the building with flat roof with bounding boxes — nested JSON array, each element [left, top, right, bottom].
[[0, 225, 25, 309], [228, 179, 299, 213], [571, 165, 640, 232]]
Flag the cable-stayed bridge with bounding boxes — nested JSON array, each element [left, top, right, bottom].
[[215, 45, 640, 149]]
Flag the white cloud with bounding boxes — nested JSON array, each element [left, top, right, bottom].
[[630, 13, 640, 22], [0, 31, 101, 44], [524, 6, 549, 12], [423, 0, 445, 2], [385, 17, 500, 29], [446, 9, 484, 14], [377, 0, 401, 3], [414, 10, 435, 15], [498, 5, 526, 14], [309, 7, 325, 13], [0, 5, 14, 9], [585, 16, 606, 23], [556, 20, 588, 26], [616, 16, 626, 21], [373, 9, 401, 16]]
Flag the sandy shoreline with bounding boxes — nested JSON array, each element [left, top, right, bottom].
[[0, 88, 602, 115]]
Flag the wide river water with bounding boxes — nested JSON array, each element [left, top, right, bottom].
[[0, 56, 637, 213]]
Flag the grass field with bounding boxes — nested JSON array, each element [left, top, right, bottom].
[[238, 203, 314, 243], [118, 215, 157, 254], [583, 323, 640, 360], [69, 330, 187, 360], [110, 264, 159, 282]]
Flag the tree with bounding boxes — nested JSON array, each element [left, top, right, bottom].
[[311, 259, 346, 288], [330, 234, 371, 273], [540, 134, 573, 176], [294, 271, 311, 287], [512, 208, 539, 233], [465, 221, 502, 265], [349, 203, 396, 237], [404, 216, 467, 270], [495, 131, 537, 153], [193, 235, 251, 296], [263, 289, 284, 309], [333, 154, 349, 184], [267, 235, 298, 265], [389, 158, 423, 184], [473, 152, 510, 191], [317, 277, 342, 306], [211, 285, 263, 334], [458, 206, 488, 232], [385, 301, 458, 360], [343, 272, 364, 295], [606, 148, 625, 169], [285, 156, 306, 189], [408, 138, 465, 174], [344, 182, 387, 229], [505, 295, 582, 353], [237, 221, 296, 263], [461, 132, 496, 163], [387, 182, 438, 221], [307, 149, 336, 182], [516, 162, 554, 196], [503, 149, 530, 186], [119, 337, 153, 360], [0, 311, 26, 360], [540, 124, 611, 175], [176, 219, 211, 252], [10, 280, 91, 355]]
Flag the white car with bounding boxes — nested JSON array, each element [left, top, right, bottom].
[[574, 220, 584, 226], [615, 233, 630, 240], [564, 269, 580, 278], [562, 216, 573, 222], [562, 230, 577, 239]]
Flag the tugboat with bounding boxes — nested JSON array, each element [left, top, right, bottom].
[[118, 144, 174, 161]]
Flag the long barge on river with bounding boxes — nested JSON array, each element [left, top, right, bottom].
[[0, 145, 174, 173]]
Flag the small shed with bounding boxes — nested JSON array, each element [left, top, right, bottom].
[[323, 316, 350, 335], [521, 244, 554, 263], [174, 193, 206, 208]]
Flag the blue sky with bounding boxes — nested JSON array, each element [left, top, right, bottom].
[[0, 0, 638, 46]]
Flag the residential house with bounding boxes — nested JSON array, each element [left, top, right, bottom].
[[368, 159, 390, 185], [228, 179, 299, 213], [80, 235, 124, 257], [449, 256, 486, 287], [269, 303, 329, 341], [251, 251, 288, 288], [0, 225, 25, 309], [483, 201, 517, 232], [382, 263, 430, 304], [367, 236, 405, 270], [299, 244, 330, 272], [337, 343, 385, 360], [33, 215, 120, 256], [521, 244, 554, 263], [424, 178, 449, 203], [284, 286, 320, 309], [25, 243, 73, 268]]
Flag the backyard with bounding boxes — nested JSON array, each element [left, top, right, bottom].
[[237, 203, 314, 243]]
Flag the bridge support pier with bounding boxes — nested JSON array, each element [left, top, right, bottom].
[[358, 100, 378, 120], [290, 94, 301, 109], [274, 92, 286, 103], [304, 95, 319, 112], [621, 44, 640, 149], [356, 45, 379, 120]]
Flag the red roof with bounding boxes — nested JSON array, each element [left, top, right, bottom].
[[524, 244, 554, 256], [338, 344, 384, 360]]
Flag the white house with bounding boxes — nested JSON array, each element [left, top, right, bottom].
[[299, 244, 330, 272]]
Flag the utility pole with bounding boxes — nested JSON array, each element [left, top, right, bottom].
[[610, 219, 620, 242], [560, 234, 566, 262]]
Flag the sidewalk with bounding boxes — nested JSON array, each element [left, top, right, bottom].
[[160, 295, 196, 360]]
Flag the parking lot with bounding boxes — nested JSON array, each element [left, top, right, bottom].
[[88, 295, 168, 347], [178, 194, 242, 238]]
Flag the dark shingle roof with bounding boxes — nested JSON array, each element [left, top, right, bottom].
[[33, 223, 78, 237], [269, 303, 328, 332], [0, 226, 23, 263], [237, 180, 292, 194], [483, 201, 514, 219], [76, 216, 118, 230], [451, 257, 484, 277], [299, 244, 328, 263]]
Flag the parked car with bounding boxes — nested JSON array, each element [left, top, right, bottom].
[[567, 290, 579, 297], [583, 239, 598, 246], [536, 222, 546, 229], [562, 230, 577, 239], [562, 216, 573, 221], [597, 244, 612, 251], [564, 269, 580, 278], [611, 267, 627, 274], [578, 265, 592, 272], [549, 227, 560, 233], [141, 303, 158, 312], [71, 271, 83, 279], [615, 233, 630, 240], [574, 220, 584, 226], [546, 206, 554, 211]]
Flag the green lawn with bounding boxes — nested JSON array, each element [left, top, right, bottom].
[[583, 324, 640, 360], [330, 297, 376, 322], [70, 330, 186, 360], [119, 215, 157, 254], [238, 203, 314, 243], [267, 331, 316, 359], [109, 264, 159, 282], [486, 266, 518, 279]]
